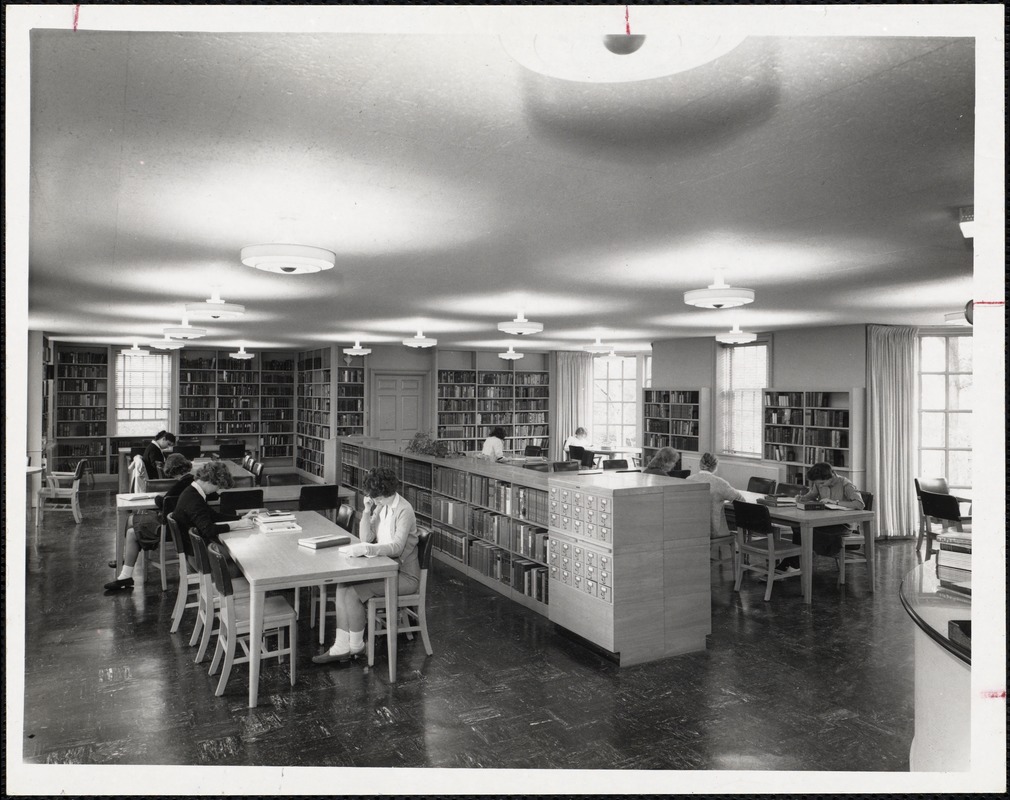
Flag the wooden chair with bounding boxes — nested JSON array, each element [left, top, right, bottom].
[[251, 462, 267, 486], [566, 445, 586, 463], [523, 463, 550, 472], [38, 459, 86, 525], [732, 500, 803, 601], [143, 494, 178, 592], [298, 484, 342, 520], [220, 489, 264, 515], [668, 469, 691, 479], [218, 443, 246, 462], [166, 513, 201, 634], [746, 476, 777, 494], [188, 531, 249, 663], [602, 459, 630, 470], [366, 528, 434, 668], [310, 503, 357, 642], [552, 461, 580, 472], [335, 503, 355, 532], [919, 490, 972, 560], [523, 445, 543, 457], [836, 491, 874, 585], [913, 478, 969, 555], [207, 543, 296, 697], [775, 482, 805, 497]]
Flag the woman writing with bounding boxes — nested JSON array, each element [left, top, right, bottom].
[[314, 466, 420, 664], [172, 460, 256, 546]]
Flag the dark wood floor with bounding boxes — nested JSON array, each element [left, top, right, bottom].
[[21, 488, 924, 774]]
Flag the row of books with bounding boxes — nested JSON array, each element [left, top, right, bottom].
[[470, 509, 511, 547], [468, 540, 511, 585], [512, 558, 548, 603], [644, 391, 699, 404], [515, 487, 549, 526], [470, 475, 513, 514], [431, 496, 468, 530], [936, 531, 971, 596], [511, 522, 549, 563], [402, 459, 432, 489]]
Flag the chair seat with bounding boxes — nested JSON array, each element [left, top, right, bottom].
[[227, 595, 296, 632]]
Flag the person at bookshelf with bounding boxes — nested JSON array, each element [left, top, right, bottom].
[[313, 466, 420, 664], [104, 452, 198, 591], [687, 453, 744, 538], [779, 461, 865, 570], [563, 427, 592, 457], [642, 446, 681, 476], [481, 426, 507, 462], [142, 430, 176, 479]]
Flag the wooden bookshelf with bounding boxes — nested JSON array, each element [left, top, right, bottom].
[[336, 438, 711, 664], [296, 347, 331, 479], [641, 388, 710, 464], [763, 388, 865, 487], [335, 361, 366, 437], [260, 354, 296, 459], [53, 343, 110, 474]]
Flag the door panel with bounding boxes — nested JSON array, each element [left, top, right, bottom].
[[371, 372, 428, 450]]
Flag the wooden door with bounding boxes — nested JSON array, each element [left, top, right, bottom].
[[371, 371, 428, 450]]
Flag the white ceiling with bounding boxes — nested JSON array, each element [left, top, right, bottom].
[[25, 14, 978, 354]]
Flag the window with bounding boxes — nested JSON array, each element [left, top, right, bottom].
[[115, 351, 172, 437], [918, 333, 971, 492], [592, 355, 645, 448], [717, 340, 770, 457]]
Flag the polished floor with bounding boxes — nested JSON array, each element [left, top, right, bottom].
[[21, 487, 923, 771]]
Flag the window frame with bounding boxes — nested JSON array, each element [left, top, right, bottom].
[[592, 353, 651, 448], [916, 330, 972, 492], [114, 350, 173, 436], [716, 336, 772, 459]]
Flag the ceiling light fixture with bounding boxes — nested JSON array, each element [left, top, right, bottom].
[[240, 243, 336, 275], [600, 348, 623, 362], [402, 331, 437, 349], [229, 345, 255, 360], [958, 206, 974, 238], [583, 337, 612, 354], [943, 310, 971, 326], [163, 313, 208, 340], [715, 324, 758, 345], [498, 345, 524, 361], [603, 5, 646, 55], [148, 335, 186, 350], [185, 289, 245, 320], [684, 272, 755, 309], [124, 342, 150, 356], [498, 310, 543, 336], [344, 341, 372, 357]]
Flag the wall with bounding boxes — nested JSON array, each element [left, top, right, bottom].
[[771, 325, 867, 388]]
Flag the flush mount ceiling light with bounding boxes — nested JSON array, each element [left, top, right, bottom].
[[958, 206, 975, 239], [583, 337, 612, 354], [124, 342, 150, 356], [185, 290, 245, 320], [148, 335, 185, 350], [715, 324, 758, 345], [684, 272, 755, 309], [240, 244, 336, 275], [229, 345, 255, 360], [163, 313, 207, 340], [498, 346, 524, 361], [344, 341, 372, 357], [498, 310, 543, 336], [403, 331, 437, 349], [944, 309, 971, 326]]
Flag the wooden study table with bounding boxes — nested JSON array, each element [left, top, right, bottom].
[[734, 490, 876, 604], [113, 484, 354, 570], [117, 450, 256, 492], [220, 511, 400, 708]]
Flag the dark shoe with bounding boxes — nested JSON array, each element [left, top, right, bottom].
[[108, 560, 117, 569], [311, 643, 364, 664], [104, 577, 134, 591]]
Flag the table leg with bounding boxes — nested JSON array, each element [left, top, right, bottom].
[[864, 520, 875, 592], [248, 588, 264, 708], [385, 573, 397, 683], [801, 523, 813, 604]]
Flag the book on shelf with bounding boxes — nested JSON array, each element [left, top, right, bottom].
[[298, 533, 351, 549]]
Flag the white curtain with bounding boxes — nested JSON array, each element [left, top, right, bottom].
[[866, 324, 918, 538], [550, 351, 593, 462]]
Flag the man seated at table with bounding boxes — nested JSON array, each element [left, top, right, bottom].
[[779, 461, 865, 570], [104, 453, 195, 592]]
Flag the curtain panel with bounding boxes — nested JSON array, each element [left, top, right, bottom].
[[866, 324, 919, 538], [550, 351, 593, 462]]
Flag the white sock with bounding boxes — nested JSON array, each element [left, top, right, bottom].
[[118, 566, 134, 580], [349, 629, 364, 650], [329, 628, 349, 654]]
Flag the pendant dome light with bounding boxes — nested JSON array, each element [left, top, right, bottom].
[[185, 289, 245, 320], [124, 342, 150, 356], [684, 271, 755, 309], [583, 337, 612, 354], [163, 312, 208, 340], [148, 335, 185, 350], [229, 345, 255, 360], [344, 341, 372, 357], [240, 244, 336, 275], [498, 310, 543, 336], [402, 331, 437, 349], [715, 324, 757, 345], [498, 345, 524, 361]]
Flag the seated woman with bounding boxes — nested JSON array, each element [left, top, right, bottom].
[[314, 466, 420, 664], [172, 460, 255, 546], [642, 446, 681, 476], [142, 430, 176, 479], [563, 427, 592, 458], [780, 461, 865, 570], [104, 453, 194, 592], [687, 453, 743, 538], [481, 426, 507, 462]]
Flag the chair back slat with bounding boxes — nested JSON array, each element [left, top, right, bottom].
[[416, 527, 434, 571], [731, 500, 775, 535], [919, 490, 961, 523], [220, 489, 264, 515], [567, 445, 585, 462], [668, 469, 691, 479], [335, 503, 355, 532], [523, 463, 549, 472], [747, 477, 777, 494], [166, 513, 186, 554], [914, 477, 949, 498], [188, 530, 212, 576], [551, 461, 580, 472], [858, 491, 874, 512], [775, 482, 805, 497], [207, 542, 235, 598], [602, 459, 629, 470], [298, 484, 342, 511], [523, 445, 542, 457]]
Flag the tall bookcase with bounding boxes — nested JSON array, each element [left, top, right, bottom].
[[337, 438, 711, 665], [177, 349, 296, 461], [763, 388, 865, 487], [53, 343, 110, 474], [641, 388, 711, 464], [335, 361, 366, 437], [435, 351, 550, 454], [296, 348, 331, 478]]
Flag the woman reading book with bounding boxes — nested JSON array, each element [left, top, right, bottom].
[[313, 466, 420, 664], [779, 461, 864, 570]]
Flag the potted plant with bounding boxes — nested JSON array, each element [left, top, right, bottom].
[[404, 431, 450, 458]]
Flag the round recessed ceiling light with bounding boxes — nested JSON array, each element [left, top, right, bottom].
[[240, 244, 336, 275], [402, 331, 437, 349]]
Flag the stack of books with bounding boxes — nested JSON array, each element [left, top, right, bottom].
[[298, 533, 350, 549], [757, 495, 796, 507], [935, 531, 971, 596], [252, 510, 302, 534]]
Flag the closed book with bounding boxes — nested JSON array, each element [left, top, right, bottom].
[[936, 564, 972, 589], [257, 520, 303, 534], [253, 510, 296, 524], [758, 495, 795, 507], [796, 500, 826, 511], [298, 533, 351, 549], [936, 550, 972, 571]]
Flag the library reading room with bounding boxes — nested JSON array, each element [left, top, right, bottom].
[[6, 6, 1005, 797]]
